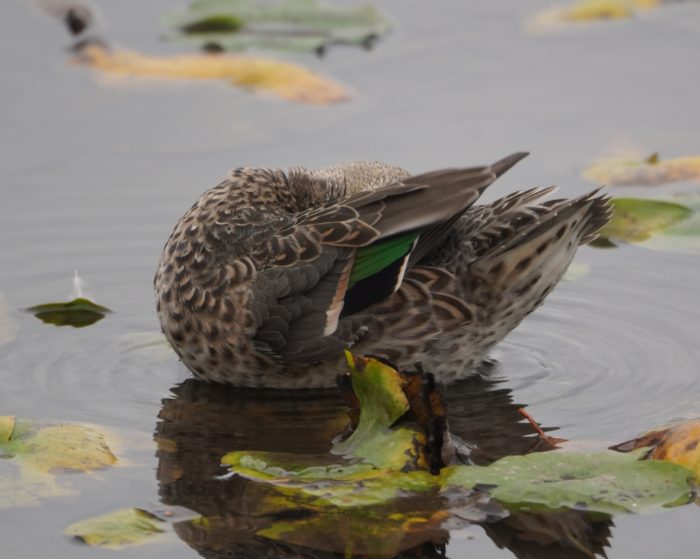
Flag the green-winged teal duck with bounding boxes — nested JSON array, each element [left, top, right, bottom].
[[155, 153, 611, 388]]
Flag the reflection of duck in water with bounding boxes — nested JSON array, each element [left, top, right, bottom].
[[154, 154, 611, 388], [155, 377, 612, 558]]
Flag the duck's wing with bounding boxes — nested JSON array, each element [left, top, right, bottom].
[[251, 153, 527, 364]]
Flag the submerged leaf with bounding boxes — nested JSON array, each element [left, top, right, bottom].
[[583, 154, 700, 186], [73, 43, 349, 105], [66, 508, 166, 549], [612, 418, 700, 480], [170, 0, 389, 54], [0, 419, 117, 508], [26, 297, 112, 328], [442, 451, 694, 515]]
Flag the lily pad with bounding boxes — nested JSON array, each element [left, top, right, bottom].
[[564, 0, 659, 21], [0, 416, 15, 444], [73, 42, 349, 105], [583, 153, 700, 186], [441, 451, 694, 515], [0, 418, 117, 508], [528, 0, 664, 33], [26, 297, 112, 328], [592, 196, 700, 252], [170, 0, 389, 54], [66, 508, 167, 549]]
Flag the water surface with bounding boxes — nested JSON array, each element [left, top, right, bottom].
[[2, 0, 700, 557]]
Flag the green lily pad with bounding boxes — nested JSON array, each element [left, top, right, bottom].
[[332, 352, 427, 470], [66, 508, 167, 549], [219, 354, 697, 558], [169, 0, 390, 54], [0, 418, 117, 509], [593, 197, 700, 252], [442, 451, 694, 515], [26, 297, 112, 328]]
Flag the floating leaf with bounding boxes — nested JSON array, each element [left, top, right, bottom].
[[592, 196, 700, 252], [0, 416, 15, 444], [529, 0, 661, 33], [26, 297, 112, 328], [73, 43, 349, 105], [598, 198, 692, 242], [0, 419, 117, 508], [66, 508, 167, 549], [612, 418, 700, 480], [170, 0, 389, 54], [564, 0, 659, 21], [583, 154, 700, 186], [442, 451, 694, 515]]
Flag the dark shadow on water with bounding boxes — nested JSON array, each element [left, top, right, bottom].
[[154, 367, 613, 559]]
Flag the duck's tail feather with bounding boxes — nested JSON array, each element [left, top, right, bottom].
[[465, 189, 612, 326]]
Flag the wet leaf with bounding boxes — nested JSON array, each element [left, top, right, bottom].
[[611, 418, 700, 479], [0, 416, 15, 443], [0, 419, 117, 508], [26, 297, 112, 328], [442, 451, 694, 515], [583, 154, 700, 186], [592, 196, 700, 252], [65, 508, 166, 549], [564, 0, 658, 21], [528, 0, 662, 33], [599, 198, 692, 242], [73, 43, 349, 105], [170, 0, 389, 54], [332, 353, 426, 470]]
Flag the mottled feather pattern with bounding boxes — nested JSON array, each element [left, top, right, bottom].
[[155, 153, 611, 388]]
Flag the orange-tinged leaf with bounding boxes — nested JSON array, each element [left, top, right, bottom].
[[72, 43, 349, 105], [611, 419, 700, 479]]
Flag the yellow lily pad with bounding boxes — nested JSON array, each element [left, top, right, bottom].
[[529, 0, 661, 33], [66, 508, 167, 550], [0, 419, 117, 509], [0, 416, 15, 443], [565, 0, 659, 21], [72, 43, 349, 105], [583, 154, 700, 186]]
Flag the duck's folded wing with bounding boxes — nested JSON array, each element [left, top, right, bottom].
[[251, 153, 527, 364]]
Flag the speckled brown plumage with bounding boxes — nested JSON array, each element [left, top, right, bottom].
[[154, 153, 612, 388]]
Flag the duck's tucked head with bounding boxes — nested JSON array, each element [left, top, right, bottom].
[[288, 161, 410, 202]]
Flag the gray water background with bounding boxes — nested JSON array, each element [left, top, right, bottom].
[[1, 0, 700, 557]]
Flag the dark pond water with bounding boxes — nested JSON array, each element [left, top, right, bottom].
[[2, 0, 700, 557]]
